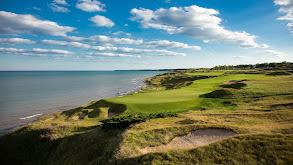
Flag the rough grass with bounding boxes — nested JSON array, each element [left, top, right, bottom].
[[120, 134, 293, 165], [1, 69, 292, 164], [115, 109, 293, 158]]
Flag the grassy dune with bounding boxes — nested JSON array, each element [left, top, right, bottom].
[[0, 65, 293, 164]]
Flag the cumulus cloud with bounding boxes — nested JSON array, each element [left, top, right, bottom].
[[33, 7, 41, 11], [0, 38, 35, 45], [264, 50, 287, 58], [76, 0, 105, 12], [40, 39, 186, 56], [89, 15, 114, 27], [91, 46, 186, 56], [0, 11, 75, 36], [65, 35, 201, 50], [112, 31, 131, 36], [86, 52, 141, 58], [130, 5, 268, 48], [50, 3, 70, 13], [0, 47, 74, 57], [65, 35, 142, 45], [275, 0, 293, 32], [40, 40, 91, 49], [144, 40, 201, 50], [54, 0, 69, 5]]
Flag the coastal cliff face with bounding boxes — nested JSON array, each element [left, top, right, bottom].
[[1, 63, 293, 165]]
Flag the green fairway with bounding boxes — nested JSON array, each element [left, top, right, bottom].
[[106, 74, 270, 113], [186, 71, 227, 76]]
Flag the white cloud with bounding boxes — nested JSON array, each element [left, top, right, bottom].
[[112, 31, 131, 36], [65, 35, 200, 49], [0, 38, 35, 45], [0, 11, 75, 36], [144, 40, 201, 50], [65, 35, 142, 45], [124, 24, 129, 26], [130, 5, 268, 48], [0, 47, 74, 57], [41, 39, 186, 56], [112, 31, 124, 35], [264, 50, 287, 58], [86, 52, 141, 58], [233, 56, 250, 59], [40, 40, 91, 49], [54, 0, 69, 6], [33, 7, 41, 11], [91, 46, 186, 56], [275, 0, 293, 32], [50, 3, 70, 13], [76, 0, 105, 12], [89, 15, 114, 27]]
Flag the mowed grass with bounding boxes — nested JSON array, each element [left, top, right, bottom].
[[186, 71, 227, 76], [107, 74, 269, 113]]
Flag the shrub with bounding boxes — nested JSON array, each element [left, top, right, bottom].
[[203, 89, 238, 98], [221, 82, 247, 89], [267, 71, 291, 76], [101, 112, 178, 128]]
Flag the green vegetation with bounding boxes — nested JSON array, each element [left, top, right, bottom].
[[101, 112, 178, 128], [144, 72, 211, 89], [107, 74, 269, 113], [0, 62, 292, 164], [211, 61, 293, 70], [121, 134, 293, 165]]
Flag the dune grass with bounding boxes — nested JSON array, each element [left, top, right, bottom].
[[0, 69, 292, 165], [120, 134, 293, 165]]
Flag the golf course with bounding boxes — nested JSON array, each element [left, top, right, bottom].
[[0, 62, 293, 164]]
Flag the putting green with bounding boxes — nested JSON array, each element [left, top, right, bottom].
[[106, 74, 270, 113]]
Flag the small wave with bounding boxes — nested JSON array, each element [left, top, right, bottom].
[[19, 113, 42, 120], [118, 82, 145, 96]]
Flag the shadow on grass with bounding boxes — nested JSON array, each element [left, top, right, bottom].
[[0, 125, 126, 165], [61, 99, 127, 119]]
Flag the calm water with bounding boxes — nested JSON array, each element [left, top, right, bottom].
[[0, 71, 165, 135]]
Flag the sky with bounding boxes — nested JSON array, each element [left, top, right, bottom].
[[0, 0, 293, 70]]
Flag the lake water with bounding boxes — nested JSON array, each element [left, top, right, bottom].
[[0, 71, 165, 135]]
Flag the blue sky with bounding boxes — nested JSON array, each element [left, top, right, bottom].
[[0, 0, 292, 70]]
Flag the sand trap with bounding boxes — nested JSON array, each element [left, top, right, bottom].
[[141, 129, 237, 154], [72, 111, 88, 120], [223, 81, 238, 85]]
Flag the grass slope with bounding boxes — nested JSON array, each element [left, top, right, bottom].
[[107, 74, 269, 113], [121, 134, 293, 165], [0, 67, 292, 165]]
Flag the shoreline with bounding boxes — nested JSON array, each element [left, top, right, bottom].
[[0, 76, 152, 136]]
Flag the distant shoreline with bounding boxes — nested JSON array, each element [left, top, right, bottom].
[[0, 71, 165, 136]]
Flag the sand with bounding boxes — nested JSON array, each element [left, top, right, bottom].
[[141, 129, 237, 154]]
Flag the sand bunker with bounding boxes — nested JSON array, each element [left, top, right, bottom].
[[141, 129, 237, 154], [72, 110, 88, 120], [223, 81, 238, 85]]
